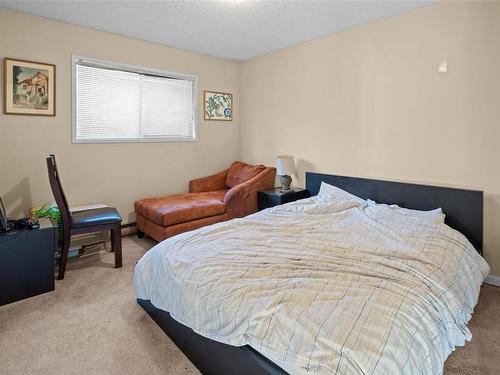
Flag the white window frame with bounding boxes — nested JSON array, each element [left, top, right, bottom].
[[72, 55, 198, 143]]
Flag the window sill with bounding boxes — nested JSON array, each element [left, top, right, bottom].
[[72, 137, 198, 144]]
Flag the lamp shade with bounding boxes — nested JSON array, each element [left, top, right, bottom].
[[276, 155, 296, 176]]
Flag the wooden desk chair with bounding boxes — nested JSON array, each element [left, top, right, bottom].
[[46, 155, 122, 280]]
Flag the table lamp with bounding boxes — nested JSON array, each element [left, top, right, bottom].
[[276, 155, 295, 192]]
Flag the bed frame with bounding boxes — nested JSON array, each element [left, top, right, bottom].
[[137, 172, 483, 375]]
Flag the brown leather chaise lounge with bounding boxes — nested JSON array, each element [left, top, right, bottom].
[[134, 161, 276, 242]]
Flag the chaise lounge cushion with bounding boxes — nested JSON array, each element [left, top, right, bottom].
[[225, 161, 266, 188], [134, 190, 227, 227]]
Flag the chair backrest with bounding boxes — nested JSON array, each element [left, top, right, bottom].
[[46, 155, 71, 230]]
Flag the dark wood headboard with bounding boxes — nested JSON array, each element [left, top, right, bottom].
[[306, 172, 483, 253]]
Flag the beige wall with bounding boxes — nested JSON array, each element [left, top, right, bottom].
[[0, 9, 239, 224], [2, 3, 500, 276], [240, 2, 500, 275]]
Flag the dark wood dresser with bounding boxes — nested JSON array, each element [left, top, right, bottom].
[[0, 217, 57, 306]]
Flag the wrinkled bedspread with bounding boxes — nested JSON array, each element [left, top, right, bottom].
[[134, 195, 489, 374]]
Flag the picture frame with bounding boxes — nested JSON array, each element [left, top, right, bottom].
[[204, 90, 232, 121], [4, 57, 56, 116]]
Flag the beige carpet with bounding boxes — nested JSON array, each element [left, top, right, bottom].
[[0, 236, 499, 375]]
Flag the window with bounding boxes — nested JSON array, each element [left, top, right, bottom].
[[72, 56, 197, 143]]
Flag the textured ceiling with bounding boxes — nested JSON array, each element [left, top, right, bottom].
[[0, 0, 434, 61]]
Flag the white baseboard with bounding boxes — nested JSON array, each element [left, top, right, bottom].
[[484, 274, 500, 287]]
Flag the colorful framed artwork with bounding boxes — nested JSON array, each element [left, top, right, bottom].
[[4, 57, 56, 116], [204, 91, 232, 121]]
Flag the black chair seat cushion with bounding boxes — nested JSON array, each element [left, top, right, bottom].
[[70, 207, 122, 228]]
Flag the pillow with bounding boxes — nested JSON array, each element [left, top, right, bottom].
[[226, 161, 266, 189], [366, 199, 445, 225], [318, 182, 365, 204]]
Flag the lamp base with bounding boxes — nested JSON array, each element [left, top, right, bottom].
[[279, 175, 292, 193]]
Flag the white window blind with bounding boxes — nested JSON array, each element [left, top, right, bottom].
[[73, 57, 197, 143]]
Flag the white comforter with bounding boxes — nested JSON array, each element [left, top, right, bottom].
[[134, 195, 489, 375]]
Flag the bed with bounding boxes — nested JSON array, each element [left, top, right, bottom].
[[135, 172, 489, 375]]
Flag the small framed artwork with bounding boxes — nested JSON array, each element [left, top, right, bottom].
[[4, 57, 56, 116], [204, 91, 232, 121]]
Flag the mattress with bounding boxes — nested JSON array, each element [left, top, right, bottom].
[[134, 194, 489, 374]]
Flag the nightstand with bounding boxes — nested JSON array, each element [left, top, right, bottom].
[[257, 188, 310, 211]]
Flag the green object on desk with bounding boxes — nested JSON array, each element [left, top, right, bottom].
[[35, 204, 66, 261], [35, 203, 62, 229]]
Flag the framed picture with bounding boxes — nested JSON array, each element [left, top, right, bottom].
[[4, 58, 56, 116], [204, 91, 232, 121]]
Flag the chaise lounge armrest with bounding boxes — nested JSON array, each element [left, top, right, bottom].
[[189, 168, 229, 193], [224, 167, 276, 218]]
